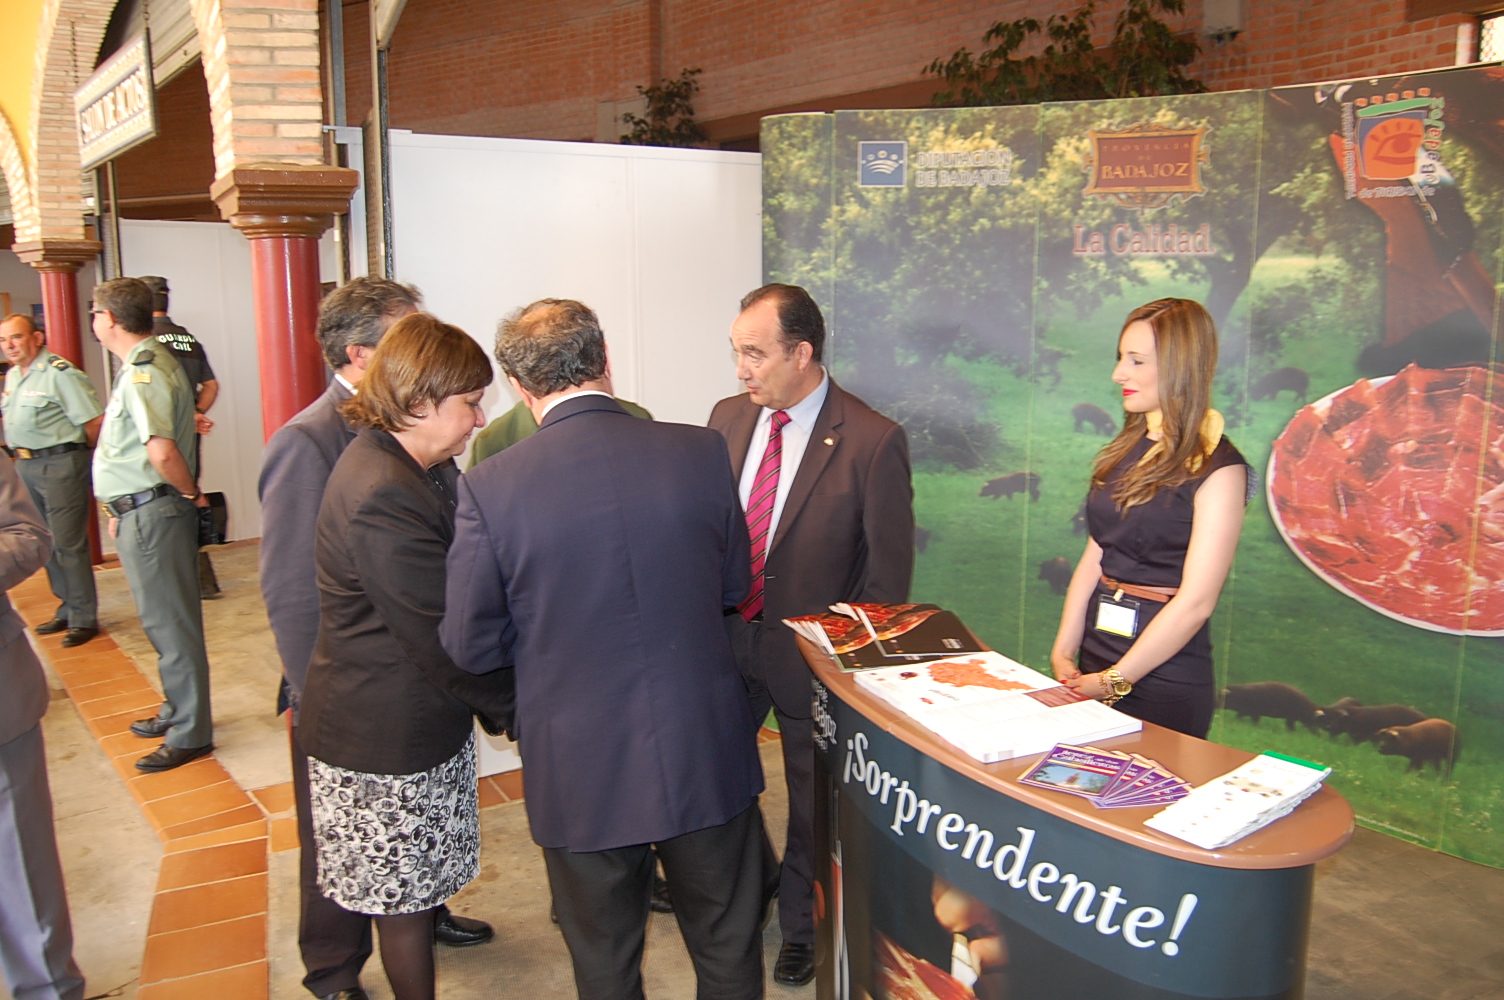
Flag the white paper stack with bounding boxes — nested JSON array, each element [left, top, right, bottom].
[[854, 653, 1142, 763], [1144, 752, 1332, 849]]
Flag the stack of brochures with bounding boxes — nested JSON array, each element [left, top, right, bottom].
[[852, 652, 1142, 763], [1144, 752, 1332, 849], [1017, 744, 1192, 809], [783, 602, 985, 670]]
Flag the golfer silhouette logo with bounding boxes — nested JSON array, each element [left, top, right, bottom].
[[859, 141, 907, 187]]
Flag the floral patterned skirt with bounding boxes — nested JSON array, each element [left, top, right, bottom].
[[308, 732, 479, 915]]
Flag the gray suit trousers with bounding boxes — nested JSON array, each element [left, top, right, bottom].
[[116, 495, 212, 748], [15, 453, 96, 629], [0, 723, 84, 1000]]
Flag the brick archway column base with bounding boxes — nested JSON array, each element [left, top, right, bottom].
[[210, 166, 359, 441], [11, 240, 103, 367]]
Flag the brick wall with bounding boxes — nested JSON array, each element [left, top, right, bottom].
[[347, 0, 1474, 148], [112, 62, 219, 220]]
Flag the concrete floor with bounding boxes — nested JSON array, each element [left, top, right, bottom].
[[31, 541, 1504, 998]]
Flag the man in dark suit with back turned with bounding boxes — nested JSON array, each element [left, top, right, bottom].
[[709, 283, 915, 986], [443, 299, 768, 1000], [257, 278, 493, 1000]]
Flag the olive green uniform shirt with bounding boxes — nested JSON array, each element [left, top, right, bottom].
[[1, 348, 104, 450], [92, 337, 198, 501], [468, 397, 653, 469]]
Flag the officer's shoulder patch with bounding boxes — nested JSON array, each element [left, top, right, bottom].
[[132, 351, 154, 366], [50, 356, 72, 370], [131, 370, 152, 384]]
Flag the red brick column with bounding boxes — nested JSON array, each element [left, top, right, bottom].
[[10, 240, 103, 367], [211, 166, 359, 441]]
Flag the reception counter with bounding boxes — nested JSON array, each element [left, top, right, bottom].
[[799, 637, 1354, 1000]]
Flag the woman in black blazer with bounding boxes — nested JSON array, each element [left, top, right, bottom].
[[299, 314, 509, 1000]]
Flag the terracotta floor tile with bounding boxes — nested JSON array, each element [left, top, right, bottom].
[[68, 674, 155, 703], [87, 708, 154, 740], [79, 690, 164, 721], [139, 913, 266, 983], [164, 821, 267, 855], [494, 768, 524, 801], [100, 730, 155, 759], [478, 776, 503, 808], [157, 839, 267, 891], [44, 634, 122, 659], [148, 873, 267, 935], [52, 656, 141, 687], [136, 962, 267, 1000], [159, 804, 266, 842], [144, 777, 251, 829], [128, 760, 232, 802], [269, 816, 299, 853], [249, 782, 294, 816]]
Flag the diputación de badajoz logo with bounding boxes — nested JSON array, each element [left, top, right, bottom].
[[859, 141, 908, 187]]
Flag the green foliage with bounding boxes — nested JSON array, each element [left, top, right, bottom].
[[620, 68, 706, 147], [925, 0, 1204, 108]]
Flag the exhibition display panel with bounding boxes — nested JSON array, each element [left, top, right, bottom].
[[800, 637, 1354, 1000]]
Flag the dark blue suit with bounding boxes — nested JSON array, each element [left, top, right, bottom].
[[442, 394, 767, 999]]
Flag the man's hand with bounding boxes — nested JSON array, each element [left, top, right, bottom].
[[194, 412, 214, 435], [108, 516, 118, 539]]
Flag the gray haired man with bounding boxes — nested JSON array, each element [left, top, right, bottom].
[[257, 277, 494, 1000]]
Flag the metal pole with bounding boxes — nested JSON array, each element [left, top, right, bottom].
[[101, 161, 122, 280], [368, 7, 393, 279], [329, 0, 347, 127]]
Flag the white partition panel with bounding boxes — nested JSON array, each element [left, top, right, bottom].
[[388, 132, 759, 430], [118, 220, 267, 540]]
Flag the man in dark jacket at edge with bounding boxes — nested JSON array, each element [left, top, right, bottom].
[[257, 278, 494, 1000]]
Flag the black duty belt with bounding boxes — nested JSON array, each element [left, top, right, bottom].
[[13, 442, 89, 460], [103, 483, 179, 517]]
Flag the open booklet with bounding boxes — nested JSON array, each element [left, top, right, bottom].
[[783, 602, 985, 670], [853, 651, 1142, 763], [1144, 752, 1332, 849]]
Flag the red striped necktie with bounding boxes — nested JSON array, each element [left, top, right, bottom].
[[739, 409, 791, 622]]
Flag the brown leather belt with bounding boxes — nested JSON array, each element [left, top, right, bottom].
[[1100, 574, 1179, 603]]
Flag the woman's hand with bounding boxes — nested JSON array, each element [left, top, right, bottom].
[[1051, 650, 1081, 682], [1065, 671, 1109, 701]]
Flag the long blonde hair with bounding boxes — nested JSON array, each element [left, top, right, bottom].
[[1090, 298, 1219, 509]]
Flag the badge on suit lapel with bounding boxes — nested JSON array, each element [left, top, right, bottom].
[[824, 437, 834, 446]]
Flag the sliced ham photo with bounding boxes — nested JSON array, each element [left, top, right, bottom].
[[1268, 364, 1504, 635]]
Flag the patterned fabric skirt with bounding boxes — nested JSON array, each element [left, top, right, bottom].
[[308, 732, 479, 915]]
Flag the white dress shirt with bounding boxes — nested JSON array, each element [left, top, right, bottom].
[[738, 370, 830, 542], [335, 373, 356, 393]]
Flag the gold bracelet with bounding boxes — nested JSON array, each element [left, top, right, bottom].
[[1100, 667, 1132, 706]]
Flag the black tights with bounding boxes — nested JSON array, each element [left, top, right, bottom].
[[374, 909, 436, 1000]]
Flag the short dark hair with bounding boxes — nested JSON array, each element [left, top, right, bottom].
[[317, 277, 423, 370], [494, 299, 608, 397], [739, 283, 825, 363], [0, 314, 37, 334], [341, 313, 493, 433], [138, 275, 169, 313], [93, 278, 154, 334]]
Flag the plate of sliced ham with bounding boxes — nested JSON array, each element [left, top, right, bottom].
[[1267, 364, 1504, 635]]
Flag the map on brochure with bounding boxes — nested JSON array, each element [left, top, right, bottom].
[[853, 652, 1057, 714]]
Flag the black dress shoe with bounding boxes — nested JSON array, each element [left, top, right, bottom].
[[34, 617, 67, 635], [62, 627, 98, 647], [135, 744, 213, 772], [774, 941, 815, 986], [129, 716, 172, 738], [319, 990, 370, 1000], [650, 873, 674, 913], [434, 911, 493, 947]]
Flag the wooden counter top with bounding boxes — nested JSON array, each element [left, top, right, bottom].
[[800, 636, 1355, 870]]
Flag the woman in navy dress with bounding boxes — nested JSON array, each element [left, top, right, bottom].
[[1049, 298, 1250, 738]]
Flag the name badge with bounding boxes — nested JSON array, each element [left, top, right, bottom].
[[1095, 592, 1140, 638]]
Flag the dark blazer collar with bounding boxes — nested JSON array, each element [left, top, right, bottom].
[[770, 378, 846, 555], [328, 376, 353, 403], [538, 392, 626, 429], [356, 426, 461, 513]]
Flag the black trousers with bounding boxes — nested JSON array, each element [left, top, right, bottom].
[[544, 804, 767, 1000], [291, 724, 373, 996], [727, 616, 815, 945]]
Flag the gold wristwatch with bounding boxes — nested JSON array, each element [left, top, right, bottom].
[[1100, 668, 1132, 706]]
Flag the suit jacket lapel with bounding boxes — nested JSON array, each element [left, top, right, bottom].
[[770, 381, 844, 556], [724, 396, 758, 475]]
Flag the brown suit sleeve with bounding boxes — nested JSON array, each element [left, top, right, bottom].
[[854, 420, 915, 603]]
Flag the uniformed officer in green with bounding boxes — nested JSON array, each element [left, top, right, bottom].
[[90, 278, 214, 773], [0, 314, 104, 647]]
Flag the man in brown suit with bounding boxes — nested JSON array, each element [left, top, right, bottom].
[[708, 283, 914, 986]]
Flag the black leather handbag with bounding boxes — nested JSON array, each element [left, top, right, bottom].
[[197, 491, 228, 546]]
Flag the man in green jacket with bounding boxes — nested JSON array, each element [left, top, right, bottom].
[[468, 397, 652, 468]]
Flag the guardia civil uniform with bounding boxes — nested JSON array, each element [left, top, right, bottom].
[[2, 348, 104, 632], [93, 337, 212, 750]]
